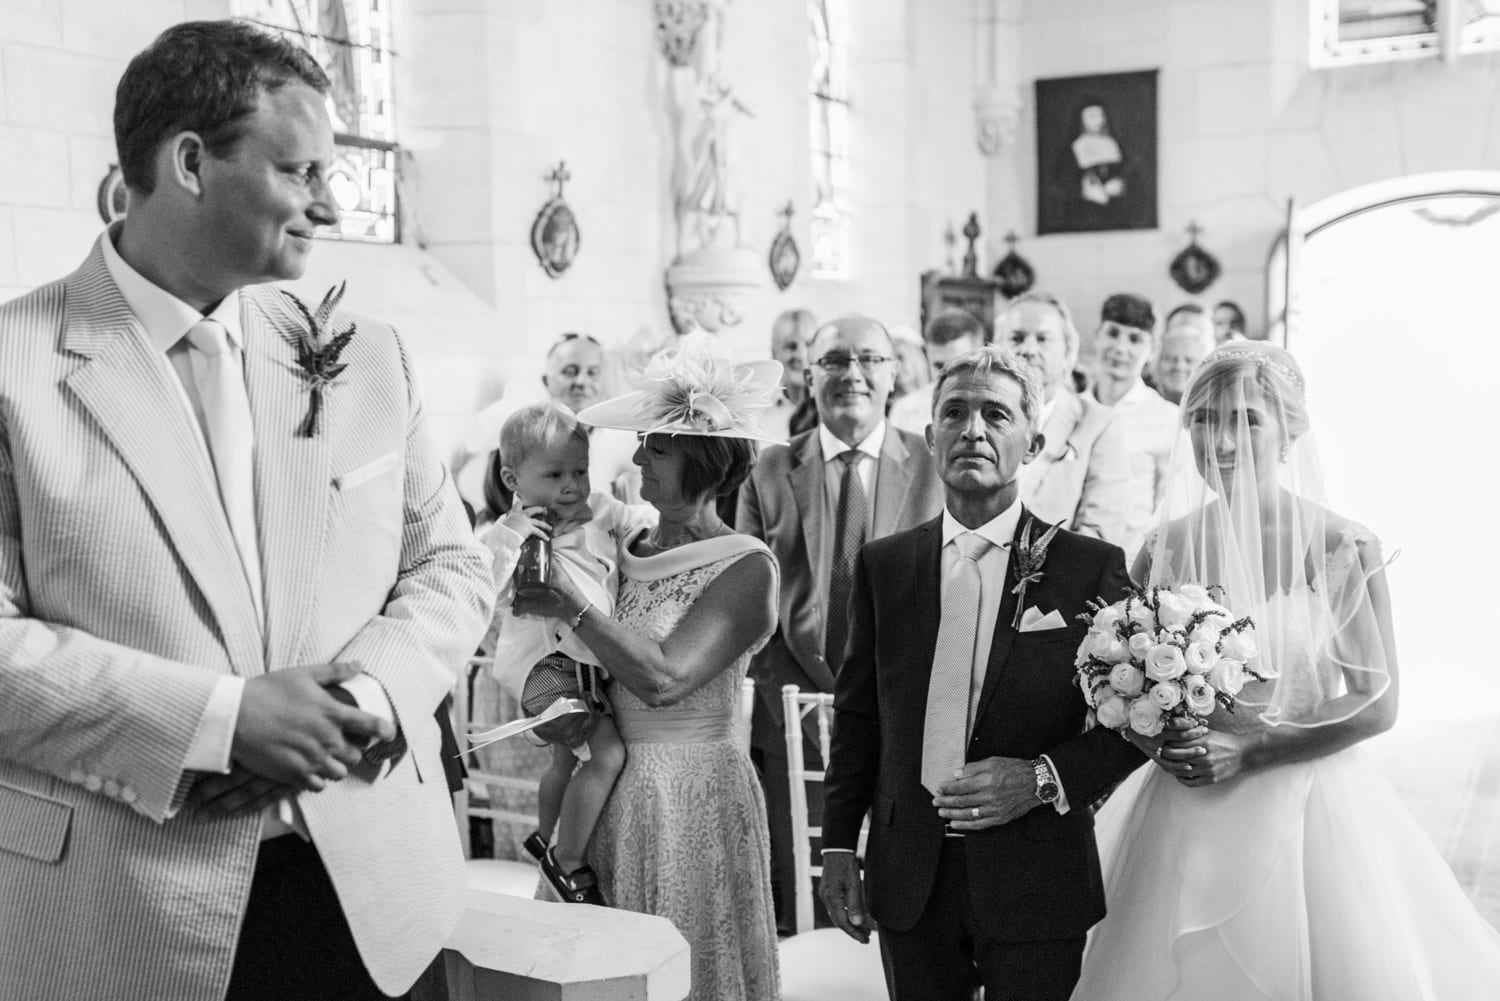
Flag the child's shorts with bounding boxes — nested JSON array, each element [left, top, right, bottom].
[[520, 652, 611, 719]]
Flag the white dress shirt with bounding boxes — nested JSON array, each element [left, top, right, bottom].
[[940, 501, 1069, 813], [1093, 379, 1180, 558]]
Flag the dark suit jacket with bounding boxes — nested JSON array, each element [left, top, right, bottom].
[[822, 509, 1143, 940], [737, 425, 943, 744]]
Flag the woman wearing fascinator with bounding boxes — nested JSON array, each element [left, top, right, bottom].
[[513, 346, 784, 1001], [1072, 342, 1500, 999]]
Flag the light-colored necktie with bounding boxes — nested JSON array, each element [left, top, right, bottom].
[[921, 532, 990, 795], [185, 319, 263, 622]]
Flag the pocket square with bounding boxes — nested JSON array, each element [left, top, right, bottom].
[[1018, 606, 1067, 632], [333, 450, 400, 491]]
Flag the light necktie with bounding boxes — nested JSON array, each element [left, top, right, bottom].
[[921, 532, 989, 795], [185, 319, 263, 622], [825, 449, 868, 671]]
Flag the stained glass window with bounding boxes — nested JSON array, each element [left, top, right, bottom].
[[809, 0, 850, 279], [233, 0, 399, 243]]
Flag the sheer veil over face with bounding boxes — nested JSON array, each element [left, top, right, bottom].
[[1143, 342, 1392, 729]]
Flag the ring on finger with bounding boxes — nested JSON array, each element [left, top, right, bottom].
[[971, 806, 980, 820]]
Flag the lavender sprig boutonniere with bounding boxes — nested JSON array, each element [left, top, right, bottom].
[[283, 282, 356, 438], [1009, 516, 1063, 629]]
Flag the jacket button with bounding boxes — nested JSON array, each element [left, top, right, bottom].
[[120, 786, 138, 805], [103, 780, 120, 798], [83, 775, 103, 793]]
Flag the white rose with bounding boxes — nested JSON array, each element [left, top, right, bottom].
[[1177, 583, 1211, 606], [1184, 642, 1217, 675], [1128, 697, 1165, 737], [1127, 632, 1154, 658], [1220, 629, 1258, 663], [1184, 675, 1217, 715], [1187, 623, 1221, 648], [1096, 695, 1131, 730], [1127, 600, 1156, 630], [1144, 644, 1187, 682], [1088, 631, 1130, 665], [1208, 657, 1246, 696], [1149, 680, 1183, 711], [1088, 676, 1115, 708], [1092, 605, 1124, 631], [1108, 662, 1146, 698], [1156, 592, 1196, 629]]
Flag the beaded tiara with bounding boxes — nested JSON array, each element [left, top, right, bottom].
[[1204, 343, 1306, 397]]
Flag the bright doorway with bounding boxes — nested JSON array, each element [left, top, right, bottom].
[[1273, 171, 1500, 922]]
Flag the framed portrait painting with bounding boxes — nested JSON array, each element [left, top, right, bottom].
[[1035, 69, 1158, 235]]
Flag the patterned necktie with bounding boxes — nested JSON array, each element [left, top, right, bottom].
[[185, 319, 263, 621], [825, 449, 868, 671], [921, 532, 990, 795]]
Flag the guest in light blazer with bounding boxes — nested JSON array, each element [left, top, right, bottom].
[[0, 22, 492, 1001], [997, 291, 1133, 546], [737, 314, 944, 931]]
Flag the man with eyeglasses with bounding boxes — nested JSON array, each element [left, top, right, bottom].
[[738, 314, 944, 932], [996, 291, 1132, 546], [453, 331, 638, 525]]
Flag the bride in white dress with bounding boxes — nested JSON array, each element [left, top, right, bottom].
[[1072, 341, 1500, 1000]]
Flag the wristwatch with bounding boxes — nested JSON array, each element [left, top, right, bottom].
[[1030, 757, 1060, 805]]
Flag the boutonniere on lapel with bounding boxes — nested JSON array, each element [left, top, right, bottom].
[[282, 282, 357, 438], [1009, 516, 1063, 629]]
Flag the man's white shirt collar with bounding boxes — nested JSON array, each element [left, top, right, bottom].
[[941, 498, 1023, 551], [819, 420, 886, 463], [100, 227, 243, 352]]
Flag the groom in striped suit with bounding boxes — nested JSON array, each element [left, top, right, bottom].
[[0, 21, 492, 1001]]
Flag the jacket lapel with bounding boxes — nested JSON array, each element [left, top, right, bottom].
[[910, 516, 944, 700], [871, 427, 916, 538], [971, 508, 1036, 725], [788, 430, 825, 617], [243, 287, 331, 673], [60, 244, 264, 676]]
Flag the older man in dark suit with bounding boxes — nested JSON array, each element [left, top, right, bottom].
[[820, 346, 1143, 1000], [737, 314, 943, 931]]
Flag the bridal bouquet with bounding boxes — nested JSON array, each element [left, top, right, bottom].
[[1075, 584, 1264, 736]]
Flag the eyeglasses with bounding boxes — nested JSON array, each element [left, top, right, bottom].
[[813, 353, 894, 374]]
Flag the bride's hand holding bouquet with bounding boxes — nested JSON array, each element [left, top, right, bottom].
[[1075, 583, 1265, 785]]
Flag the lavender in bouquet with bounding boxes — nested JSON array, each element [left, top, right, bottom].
[[1075, 583, 1265, 737]]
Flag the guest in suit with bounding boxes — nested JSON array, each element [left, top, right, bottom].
[[819, 346, 1143, 1001], [737, 314, 944, 932], [0, 21, 493, 1001], [998, 291, 1133, 546]]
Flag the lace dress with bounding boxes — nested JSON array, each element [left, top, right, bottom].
[[1073, 528, 1500, 1000], [587, 533, 779, 1001]]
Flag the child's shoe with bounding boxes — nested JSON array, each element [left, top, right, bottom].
[[539, 846, 605, 906]]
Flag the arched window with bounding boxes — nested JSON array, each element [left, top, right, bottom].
[[234, 0, 400, 244], [809, 0, 850, 279]]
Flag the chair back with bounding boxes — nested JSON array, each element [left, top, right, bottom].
[[781, 683, 845, 935], [453, 655, 542, 857], [737, 675, 756, 756]]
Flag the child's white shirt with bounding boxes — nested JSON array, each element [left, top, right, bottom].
[[478, 490, 658, 701]]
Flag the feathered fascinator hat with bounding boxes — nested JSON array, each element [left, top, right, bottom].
[[576, 341, 785, 445]]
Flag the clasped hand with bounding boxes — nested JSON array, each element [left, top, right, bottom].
[[190, 662, 394, 817], [932, 757, 1038, 831], [1134, 717, 1251, 786]]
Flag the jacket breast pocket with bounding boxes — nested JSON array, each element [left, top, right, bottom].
[[0, 782, 73, 864]]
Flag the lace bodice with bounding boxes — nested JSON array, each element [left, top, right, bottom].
[[1153, 522, 1380, 734], [609, 532, 773, 721]]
